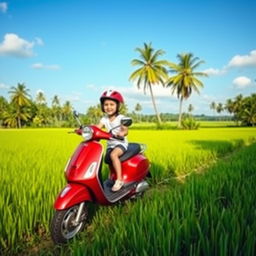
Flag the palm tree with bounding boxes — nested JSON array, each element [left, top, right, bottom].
[[3, 111, 18, 128], [242, 108, 256, 126], [225, 99, 235, 116], [210, 101, 216, 116], [216, 103, 224, 120], [0, 96, 9, 126], [3, 105, 31, 128], [232, 94, 244, 125], [8, 83, 31, 128], [135, 103, 142, 122], [62, 101, 73, 120], [129, 43, 169, 125], [233, 94, 243, 113], [239, 94, 256, 126], [167, 53, 207, 127], [188, 104, 194, 114], [86, 104, 102, 124], [120, 103, 129, 115], [36, 91, 46, 105], [52, 95, 61, 122], [52, 95, 60, 107]]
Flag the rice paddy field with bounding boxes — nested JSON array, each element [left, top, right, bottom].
[[131, 121, 236, 130], [0, 125, 256, 255]]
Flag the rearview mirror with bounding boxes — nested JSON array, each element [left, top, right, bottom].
[[73, 110, 79, 118], [121, 117, 132, 127]]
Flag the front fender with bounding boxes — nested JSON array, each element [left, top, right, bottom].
[[54, 183, 92, 210]]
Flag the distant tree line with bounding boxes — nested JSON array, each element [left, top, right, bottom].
[[210, 93, 256, 126], [0, 83, 255, 128], [0, 83, 74, 128]]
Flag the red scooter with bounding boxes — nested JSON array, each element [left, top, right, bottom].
[[50, 112, 150, 244]]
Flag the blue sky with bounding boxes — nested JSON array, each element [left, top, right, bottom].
[[0, 0, 256, 115]]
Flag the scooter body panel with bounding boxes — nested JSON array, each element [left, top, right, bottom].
[[65, 141, 109, 205], [66, 141, 102, 182], [110, 153, 150, 183], [54, 183, 92, 210]]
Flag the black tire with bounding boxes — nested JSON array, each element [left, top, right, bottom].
[[50, 203, 88, 244]]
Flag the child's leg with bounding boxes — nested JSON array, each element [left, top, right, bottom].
[[110, 147, 124, 181]]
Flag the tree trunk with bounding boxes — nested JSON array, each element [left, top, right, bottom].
[[18, 116, 21, 128], [148, 83, 162, 125], [178, 97, 183, 128]]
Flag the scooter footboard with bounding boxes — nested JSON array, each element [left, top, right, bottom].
[[54, 183, 92, 210]]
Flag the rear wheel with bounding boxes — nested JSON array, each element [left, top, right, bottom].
[[50, 203, 88, 244]]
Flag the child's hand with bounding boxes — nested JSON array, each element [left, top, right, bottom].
[[116, 131, 125, 137], [117, 126, 128, 137], [113, 134, 125, 140]]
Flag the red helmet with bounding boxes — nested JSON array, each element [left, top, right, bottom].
[[100, 90, 124, 104]]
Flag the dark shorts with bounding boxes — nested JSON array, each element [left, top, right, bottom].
[[104, 145, 127, 164]]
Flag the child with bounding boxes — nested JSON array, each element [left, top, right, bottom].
[[97, 90, 128, 192]]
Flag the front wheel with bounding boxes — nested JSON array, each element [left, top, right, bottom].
[[50, 203, 88, 244]]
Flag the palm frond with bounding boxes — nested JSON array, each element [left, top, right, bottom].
[[147, 68, 157, 83], [129, 68, 144, 81], [151, 49, 165, 63], [131, 59, 145, 66], [192, 71, 208, 77], [167, 62, 180, 71], [192, 77, 204, 87], [191, 60, 205, 70]]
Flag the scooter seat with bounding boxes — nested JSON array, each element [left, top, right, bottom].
[[105, 143, 141, 165]]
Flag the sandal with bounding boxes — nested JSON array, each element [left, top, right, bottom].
[[112, 180, 124, 192]]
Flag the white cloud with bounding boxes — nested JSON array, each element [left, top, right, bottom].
[[84, 83, 176, 103], [105, 83, 176, 100], [0, 33, 43, 58], [32, 63, 60, 70], [203, 68, 227, 76], [204, 49, 256, 78], [0, 2, 7, 13], [233, 76, 252, 89], [228, 50, 256, 68], [0, 82, 9, 89]]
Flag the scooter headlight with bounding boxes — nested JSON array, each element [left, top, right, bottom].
[[82, 126, 93, 141]]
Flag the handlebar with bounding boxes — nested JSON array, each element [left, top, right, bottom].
[[69, 125, 125, 141], [111, 134, 125, 141]]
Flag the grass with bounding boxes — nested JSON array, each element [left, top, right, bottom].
[[131, 121, 236, 129], [0, 126, 255, 255], [71, 142, 256, 256]]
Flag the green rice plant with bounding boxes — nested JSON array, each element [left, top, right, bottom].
[[181, 117, 200, 130], [0, 129, 81, 253], [71, 142, 256, 255], [129, 128, 255, 179], [0, 127, 256, 254], [131, 121, 236, 129]]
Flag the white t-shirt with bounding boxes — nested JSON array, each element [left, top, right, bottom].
[[99, 114, 128, 150]]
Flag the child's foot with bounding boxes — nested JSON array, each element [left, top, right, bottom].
[[112, 180, 124, 192]]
